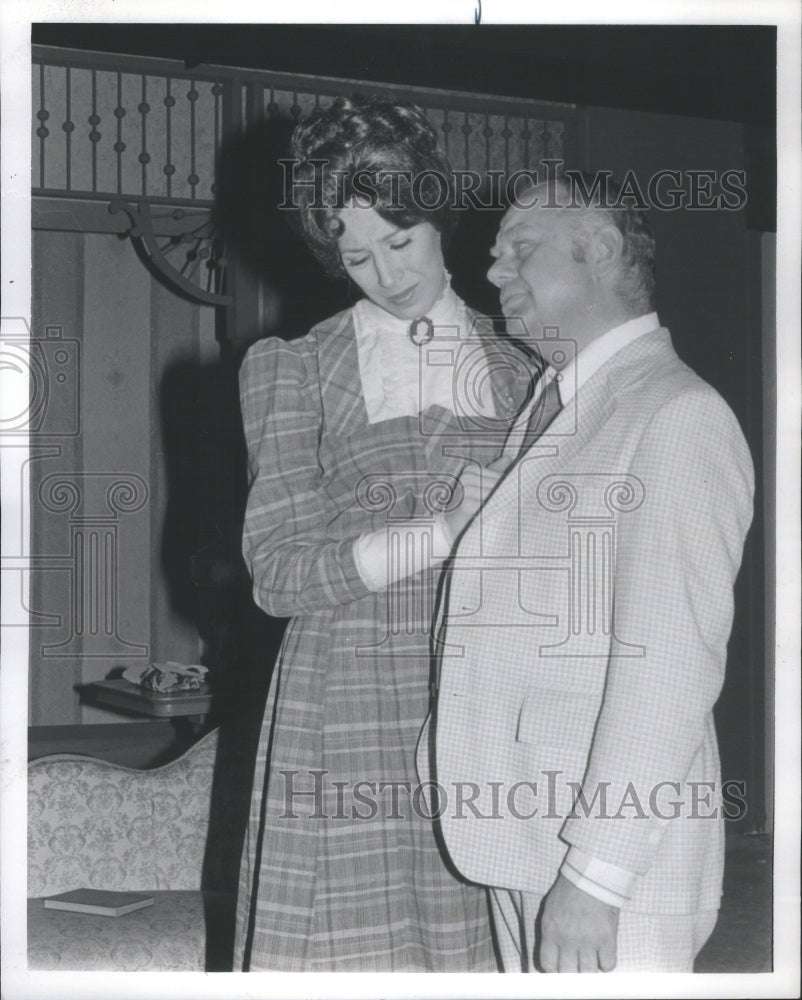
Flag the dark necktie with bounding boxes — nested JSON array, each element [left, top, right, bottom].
[[519, 373, 563, 455]]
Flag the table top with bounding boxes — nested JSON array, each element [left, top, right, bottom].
[[86, 679, 214, 718]]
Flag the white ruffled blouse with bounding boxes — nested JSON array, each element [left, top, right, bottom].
[[352, 279, 497, 424]]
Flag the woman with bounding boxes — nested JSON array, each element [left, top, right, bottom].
[[234, 97, 535, 971]]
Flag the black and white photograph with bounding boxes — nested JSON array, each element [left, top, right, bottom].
[[1, 2, 799, 998]]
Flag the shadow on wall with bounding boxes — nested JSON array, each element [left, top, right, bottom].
[[158, 350, 287, 972], [159, 356, 247, 633], [213, 115, 353, 341], [158, 353, 287, 671]]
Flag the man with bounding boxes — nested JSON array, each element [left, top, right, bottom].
[[431, 176, 754, 972]]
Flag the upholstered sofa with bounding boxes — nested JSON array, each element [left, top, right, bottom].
[[28, 727, 244, 971]]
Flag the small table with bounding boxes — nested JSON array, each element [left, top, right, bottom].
[[86, 679, 214, 719]]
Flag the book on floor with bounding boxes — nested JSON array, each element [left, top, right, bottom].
[[43, 889, 155, 917]]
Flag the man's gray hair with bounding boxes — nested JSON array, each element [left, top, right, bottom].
[[527, 172, 657, 315]]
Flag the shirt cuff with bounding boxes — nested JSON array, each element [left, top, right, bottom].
[[353, 521, 451, 592], [560, 846, 638, 909]]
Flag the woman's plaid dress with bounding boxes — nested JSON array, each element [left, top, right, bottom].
[[234, 304, 534, 971]]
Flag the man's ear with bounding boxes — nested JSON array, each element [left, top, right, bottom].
[[592, 223, 624, 280]]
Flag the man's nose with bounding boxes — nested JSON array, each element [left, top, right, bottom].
[[487, 257, 510, 288]]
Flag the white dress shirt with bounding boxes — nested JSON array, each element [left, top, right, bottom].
[[501, 311, 660, 462]]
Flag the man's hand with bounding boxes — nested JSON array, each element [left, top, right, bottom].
[[441, 463, 503, 543], [539, 874, 619, 973]]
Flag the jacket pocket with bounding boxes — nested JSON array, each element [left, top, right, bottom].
[[516, 687, 601, 752]]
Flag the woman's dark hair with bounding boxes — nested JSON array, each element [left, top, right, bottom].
[[287, 97, 456, 276]]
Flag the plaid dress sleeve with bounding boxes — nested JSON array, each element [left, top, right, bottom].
[[239, 334, 371, 618]]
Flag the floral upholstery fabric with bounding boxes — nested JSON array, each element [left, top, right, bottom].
[[27, 891, 207, 971], [28, 729, 219, 897], [27, 729, 238, 971]]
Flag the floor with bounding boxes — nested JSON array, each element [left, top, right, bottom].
[[694, 832, 773, 972]]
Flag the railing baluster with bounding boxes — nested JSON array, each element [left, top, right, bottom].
[[89, 69, 99, 193], [164, 75, 174, 199], [114, 71, 125, 195], [139, 76, 149, 197], [63, 66, 73, 190], [36, 61, 49, 189], [211, 81, 223, 198], [188, 79, 199, 200], [31, 46, 571, 207]]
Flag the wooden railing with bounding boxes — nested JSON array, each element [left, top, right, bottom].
[[33, 44, 577, 206]]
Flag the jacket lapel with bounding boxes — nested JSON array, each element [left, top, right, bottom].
[[474, 328, 678, 527]]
